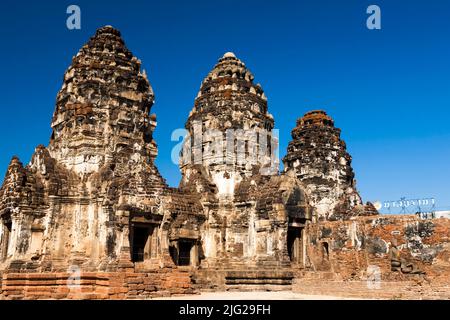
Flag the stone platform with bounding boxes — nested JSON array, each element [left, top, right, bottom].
[[192, 268, 295, 292], [0, 269, 194, 300]]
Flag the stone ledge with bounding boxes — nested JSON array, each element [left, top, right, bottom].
[[0, 269, 195, 300]]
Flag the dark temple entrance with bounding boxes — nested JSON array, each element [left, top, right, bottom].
[[1, 216, 12, 261], [178, 241, 193, 266], [287, 227, 303, 265], [131, 225, 154, 262], [169, 239, 197, 267]]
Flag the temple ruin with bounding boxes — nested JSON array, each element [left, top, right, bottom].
[[0, 26, 448, 299]]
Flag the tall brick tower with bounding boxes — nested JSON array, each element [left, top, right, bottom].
[[180, 52, 277, 198], [179, 53, 310, 283], [283, 110, 366, 220], [49, 25, 160, 177], [0, 26, 169, 272]]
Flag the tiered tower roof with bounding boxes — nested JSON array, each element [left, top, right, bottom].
[[49, 25, 157, 175]]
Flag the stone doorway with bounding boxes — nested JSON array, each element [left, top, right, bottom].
[[287, 227, 303, 266], [1, 217, 12, 261], [169, 239, 198, 267], [130, 224, 155, 262], [178, 241, 193, 266]]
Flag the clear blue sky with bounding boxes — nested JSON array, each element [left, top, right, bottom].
[[0, 0, 449, 209]]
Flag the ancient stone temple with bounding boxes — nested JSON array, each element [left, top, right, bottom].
[[0, 26, 197, 299], [180, 52, 310, 288], [283, 110, 376, 221], [0, 26, 171, 273], [0, 26, 449, 300]]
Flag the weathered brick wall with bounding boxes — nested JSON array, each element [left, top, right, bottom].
[[0, 269, 195, 300], [293, 276, 450, 299], [305, 215, 450, 283]]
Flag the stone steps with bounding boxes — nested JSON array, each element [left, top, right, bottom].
[[226, 284, 293, 292], [192, 268, 295, 291], [224, 269, 294, 291]]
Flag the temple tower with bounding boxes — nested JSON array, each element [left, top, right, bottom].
[[0, 26, 169, 271], [179, 53, 309, 280], [283, 110, 363, 220], [49, 26, 158, 176], [180, 52, 277, 198]]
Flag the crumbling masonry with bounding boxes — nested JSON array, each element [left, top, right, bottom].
[[0, 26, 449, 299]]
